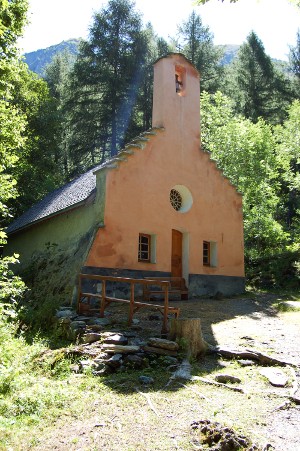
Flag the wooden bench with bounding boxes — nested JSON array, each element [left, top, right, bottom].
[[143, 277, 188, 302], [77, 274, 180, 334]]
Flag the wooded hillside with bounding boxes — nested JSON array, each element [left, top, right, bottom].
[[1, 0, 300, 290]]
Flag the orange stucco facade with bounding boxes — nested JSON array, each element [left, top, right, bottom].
[[85, 54, 244, 294]]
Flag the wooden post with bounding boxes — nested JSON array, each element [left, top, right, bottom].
[[100, 279, 106, 318], [161, 282, 169, 335], [128, 281, 135, 325], [169, 318, 207, 358]]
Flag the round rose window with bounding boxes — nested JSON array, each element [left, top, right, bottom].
[[169, 185, 193, 213], [170, 189, 182, 211]]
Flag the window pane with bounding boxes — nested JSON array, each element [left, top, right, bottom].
[[203, 241, 210, 265], [138, 234, 151, 262]]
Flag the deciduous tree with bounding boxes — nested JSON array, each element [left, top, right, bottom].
[[9, 62, 62, 216], [274, 100, 300, 240], [201, 91, 289, 257], [0, 0, 28, 302], [0, 0, 28, 223], [0, 0, 28, 58]]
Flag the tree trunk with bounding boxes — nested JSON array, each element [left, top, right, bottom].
[[169, 318, 207, 358]]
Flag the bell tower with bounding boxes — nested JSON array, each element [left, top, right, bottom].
[[152, 53, 200, 147]]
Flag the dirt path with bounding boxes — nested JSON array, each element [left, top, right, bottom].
[[193, 295, 300, 364], [186, 294, 300, 450]]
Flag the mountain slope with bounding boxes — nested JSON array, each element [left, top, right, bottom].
[[24, 39, 80, 76]]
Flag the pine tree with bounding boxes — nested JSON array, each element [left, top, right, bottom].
[[289, 30, 300, 79], [44, 51, 76, 178], [132, 24, 171, 134], [65, 0, 148, 175], [289, 29, 300, 97], [176, 11, 223, 92], [0, 0, 28, 300], [227, 31, 292, 124]]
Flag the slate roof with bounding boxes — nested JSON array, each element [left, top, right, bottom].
[[7, 127, 164, 235], [6, 163, 103, 235]]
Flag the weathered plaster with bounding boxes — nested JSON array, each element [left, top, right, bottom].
[[86, 54, 245, 294]]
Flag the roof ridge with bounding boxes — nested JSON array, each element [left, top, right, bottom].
[[7, 128, 164, 235], [94, 127, 164, 174]]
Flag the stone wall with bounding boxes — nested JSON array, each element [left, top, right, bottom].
[[81, 266, 245, 300], [188, 274, 245, 297]]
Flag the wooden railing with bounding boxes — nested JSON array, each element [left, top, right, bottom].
[[77, 274, 180, 334]]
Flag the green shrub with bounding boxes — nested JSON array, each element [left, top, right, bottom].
[[246, 249, 300, 289]]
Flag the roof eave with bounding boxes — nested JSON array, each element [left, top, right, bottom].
[[7, 196, 91, 237]]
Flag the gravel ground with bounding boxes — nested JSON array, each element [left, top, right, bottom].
[[185, 294, 300, 450]]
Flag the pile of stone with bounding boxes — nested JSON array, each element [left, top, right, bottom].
[[55, 307, 111, 340], [79, 334, 180, 376], [55, 307, 180, 376]]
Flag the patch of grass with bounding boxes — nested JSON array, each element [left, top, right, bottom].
[[275, 302, 299, 312], [270, 291, 300, 312]]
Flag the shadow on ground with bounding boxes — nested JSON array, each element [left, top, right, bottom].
[[97, 291, 286, 394]]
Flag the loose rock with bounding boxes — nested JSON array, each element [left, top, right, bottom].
[[215, 374, 242, 384], [92, 318, 111, 326], [82, 333, 102, 344], [238, 359, 256, 367], [79, 359, 95, 370], [124, 354, 148, 369], [70, 321, 86, 330], [74, 315, 95, 321], [143, 345, 178, 356], [56, 309, 76, 319], [103, 334, 128, 345], [105, 354, 123, 369], [148, 337, 179, 351], [102, 344, 140, 354], [162, 356, 178, 365], [260, 368, 288, 387]]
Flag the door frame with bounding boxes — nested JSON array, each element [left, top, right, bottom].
[[171, 229, 183, 278], [171, 229, 189, 286]]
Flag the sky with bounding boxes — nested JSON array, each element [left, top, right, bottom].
[[19, 0, 300, 61]]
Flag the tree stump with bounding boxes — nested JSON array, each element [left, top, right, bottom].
[[169, 318, 207, 358]]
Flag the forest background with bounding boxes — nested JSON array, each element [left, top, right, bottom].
[[1, 0, 300, 304]]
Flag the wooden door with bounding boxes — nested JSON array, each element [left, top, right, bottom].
[[171, 229, 182, 277]]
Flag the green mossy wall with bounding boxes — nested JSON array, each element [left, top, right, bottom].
[[6, 171, 107, 308]]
